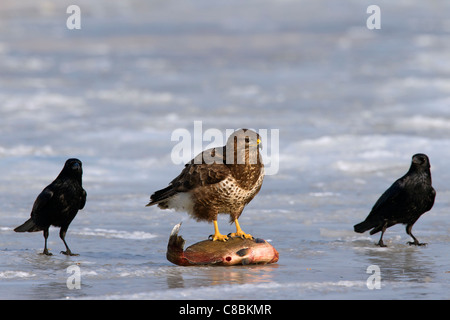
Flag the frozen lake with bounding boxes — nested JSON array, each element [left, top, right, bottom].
[[0, 0, 449, 300]]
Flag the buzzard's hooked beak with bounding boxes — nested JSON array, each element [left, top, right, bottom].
[[255, 138, 262, 150], [249, 138, 262, 148]]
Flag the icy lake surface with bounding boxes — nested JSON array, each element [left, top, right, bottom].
[[0, 0, 449, 299]]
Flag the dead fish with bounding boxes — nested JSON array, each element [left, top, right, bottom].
[[166, 223, 279, 266]]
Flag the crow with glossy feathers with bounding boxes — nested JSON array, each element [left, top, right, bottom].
[[14, 158, 87, 256], [354, 154, 436, 247]]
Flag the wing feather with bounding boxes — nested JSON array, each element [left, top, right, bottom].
[[367, 178, 407, 221], [31, 188, 54, 216], [148, 147, 229, 205]]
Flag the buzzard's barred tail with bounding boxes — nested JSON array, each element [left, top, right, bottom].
[[14, 218, 41, 232], [146, 185, 176, 207]]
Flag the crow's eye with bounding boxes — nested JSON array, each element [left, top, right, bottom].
[[71, 162, 81, 170]]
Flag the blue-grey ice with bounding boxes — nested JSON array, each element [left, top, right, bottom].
[[0, 0, 449, 299]]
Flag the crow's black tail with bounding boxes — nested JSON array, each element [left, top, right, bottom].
[[14, 218, 41, 232], [353, 220, 374, 233]]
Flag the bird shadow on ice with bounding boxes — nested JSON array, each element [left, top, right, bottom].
[[350, 238, 436, 284], [317, 228, 437, 284]]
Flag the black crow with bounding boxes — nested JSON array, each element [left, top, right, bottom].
[[14, 158, 87, 256], [354, 153, 435, 247]]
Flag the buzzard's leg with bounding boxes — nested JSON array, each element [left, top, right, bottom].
[[42, 228, 52, 256], [229, 219, 253, 240], [406, 224, 426, 246], [209, 220, 229, 242]]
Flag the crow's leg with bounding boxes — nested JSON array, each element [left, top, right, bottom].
[[42, 228, 52, 255], [406, 224, 426, 246], [60, 227, 78, 256], [376, 222, 388, 247]]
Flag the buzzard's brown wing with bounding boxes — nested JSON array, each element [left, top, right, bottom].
[[147, 147, 229, 205]]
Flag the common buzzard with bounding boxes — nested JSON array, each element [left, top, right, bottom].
[[147, 129, 264, 241]]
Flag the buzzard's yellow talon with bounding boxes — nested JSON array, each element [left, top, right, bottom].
[[229, 219, 253, 240], [209, 220, 229, 242], [209, 233, 229, 242], [228, 232, 254, 240]]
